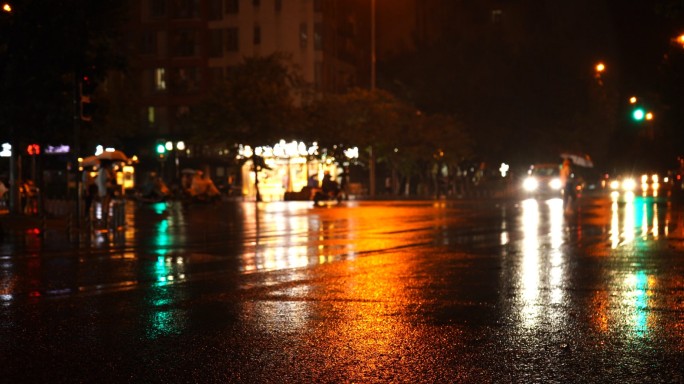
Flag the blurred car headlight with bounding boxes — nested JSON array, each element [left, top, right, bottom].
[[622, 178, 636, 191], [549, 178, 562, 190], [609, 180, 620, 190], [523, 177, 539, 192]]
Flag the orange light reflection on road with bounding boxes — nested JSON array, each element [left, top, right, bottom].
[[234, 201, 463, 379], [238, 202, 441, 273]]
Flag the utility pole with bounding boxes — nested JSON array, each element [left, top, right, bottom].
[[368, 0, 377, 197]]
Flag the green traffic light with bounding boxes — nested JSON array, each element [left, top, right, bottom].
[[632, 108, 645, 121], [156, 143, 166, 154]]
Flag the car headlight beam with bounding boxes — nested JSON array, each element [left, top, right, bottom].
[[622, 178, 636, 191], [523, 177, 539, 192]]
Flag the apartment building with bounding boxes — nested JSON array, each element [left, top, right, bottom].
[[123, 0, 370, 140]]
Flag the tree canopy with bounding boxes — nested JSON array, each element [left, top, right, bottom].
[[181, 53, 307, 148]]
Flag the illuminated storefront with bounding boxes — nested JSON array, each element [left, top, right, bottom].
[[79, 146, 138, 192], [238, 140, 358, 201]]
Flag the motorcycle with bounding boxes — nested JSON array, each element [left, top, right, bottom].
[[312, 188, 342, 206]]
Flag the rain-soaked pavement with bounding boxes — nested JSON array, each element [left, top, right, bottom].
[[2, 193, 684, 383]]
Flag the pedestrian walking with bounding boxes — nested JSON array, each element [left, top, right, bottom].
[[82, 169, 97, 220], [560, 159, 575, 212], [95, 162, 116, 227]]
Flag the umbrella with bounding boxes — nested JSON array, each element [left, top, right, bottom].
[[81, 155, 99, 167], [181, 168, 198, 175], [560, 153, 593, 168], [97, 150, 129, 162], [81, 150, 130, 167]]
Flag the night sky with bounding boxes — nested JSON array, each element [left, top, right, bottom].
[[609, 1, 681, 93]]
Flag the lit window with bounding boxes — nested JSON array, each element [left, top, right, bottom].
[[155, 68, 166, 90], [148, 106, 155, 124]]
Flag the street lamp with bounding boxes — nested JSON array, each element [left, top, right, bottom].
[[595, 62, 605, 74], [367, 0, 377, 196], [673, 33, 684, 48], [371, 0, 376, 91], [2, 3, 11, 13], [163, 140, 185, 180], [594, 62, 606, 85]]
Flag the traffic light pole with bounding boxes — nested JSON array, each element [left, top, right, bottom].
[[73, 73, 83, 223], [8, 147, 20, 214]]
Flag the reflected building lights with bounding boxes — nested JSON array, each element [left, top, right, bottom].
[[624, 193, 636, 245], [547, 199, 564, 304], [238, 202, 399, 274], [652, 203, 659, 239], [610, 199, 620, 248], [623, 271, 652, 338], [520, 199, 541, 326], [516, 198, 568, 328], [602, 192, 666, 338], [641, 202, 649, 239]]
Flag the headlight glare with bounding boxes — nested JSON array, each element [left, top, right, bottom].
[[622, 178, 636, 191], [523, 177, 539, 192]]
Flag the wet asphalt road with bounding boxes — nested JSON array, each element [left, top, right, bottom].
[[2, 194, 684, 383]]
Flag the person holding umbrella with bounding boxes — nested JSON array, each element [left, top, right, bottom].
[[560, 158, 575, 212], [95, 160, 116, 227]]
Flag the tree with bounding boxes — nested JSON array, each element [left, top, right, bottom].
[[306, 88, 472, 196], [179, 53, 307, 200], [183, 53, 307, 147]]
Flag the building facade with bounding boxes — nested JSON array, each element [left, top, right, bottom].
[[123, 0, 373, 140]]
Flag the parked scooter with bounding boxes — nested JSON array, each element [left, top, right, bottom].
[[182, 170, 221, 205], [136, 172, 171, 203], [313, 172, 342, 206]]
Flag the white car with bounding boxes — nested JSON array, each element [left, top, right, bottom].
[[522, 163, 563, 197]]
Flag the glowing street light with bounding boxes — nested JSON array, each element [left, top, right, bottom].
[[594, 62, 606, 85], [2, 3, 11, 13], [595, 62, 605, 74], [673, 33, 684, 48]]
